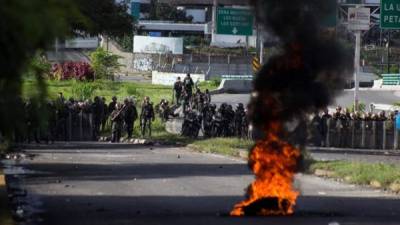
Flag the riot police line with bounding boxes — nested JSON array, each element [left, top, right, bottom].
[[308, 107, 400, 150], [172, 74, 249, 139], [180, 103, 248, 139], [10, 93, 156, 143]]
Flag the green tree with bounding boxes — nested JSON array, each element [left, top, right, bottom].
[[148, 0, 193, 22], [0, 0, 133, 147], [90, 48, 122, 80]]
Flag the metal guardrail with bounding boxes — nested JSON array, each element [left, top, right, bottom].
[[221, 75, 253, 80]]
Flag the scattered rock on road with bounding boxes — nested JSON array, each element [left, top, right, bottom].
[[370, 180, 382, 188], [389, 182, 400, 193], [314, 169, 335, 177]]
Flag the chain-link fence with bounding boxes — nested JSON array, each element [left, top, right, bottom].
[[131, 53, 253, 77]]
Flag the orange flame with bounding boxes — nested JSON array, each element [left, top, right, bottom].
[[231, 121, 301, 216]]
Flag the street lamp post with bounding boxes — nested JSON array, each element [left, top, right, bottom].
[[211, 0, 218, 45], [387, 31, 391, 74]]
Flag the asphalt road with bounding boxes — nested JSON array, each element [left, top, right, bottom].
[[4, 144, 400, 225], [212, 90, 400, 108]]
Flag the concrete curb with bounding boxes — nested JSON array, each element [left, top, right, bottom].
[[308, 146, 400, 156]]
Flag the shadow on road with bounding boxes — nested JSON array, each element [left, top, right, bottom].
[[35, 195, 400, 225], [24, 162, 251, 181]]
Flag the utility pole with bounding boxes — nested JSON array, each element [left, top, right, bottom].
[[387, 31, 391, 73], [211, 0, 218, 45], [259, 35, 264, 64]]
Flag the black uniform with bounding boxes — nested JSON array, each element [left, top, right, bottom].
[[110, 108, 124, 143], [123, 103, 138, 139], [173, 80, 183, 104], [234, 106, 246, 138], [91, 97, 104, 141], [55, 99, 68, 141], [25, 100, 40, 143], [108, 101, 117, 115], [224, 105, 235, 137], [181, 110, 202, 138], [202, 104, 215, 138], [101, 99, 108, 132], [320, 112, 332, 147], [183, 76, 194, 99], [140, 102, 155, 137], [46, 102, 57, 143]]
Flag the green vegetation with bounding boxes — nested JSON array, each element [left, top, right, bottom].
[[190, 138, 254, 157], [310, 161, 400, 191], [114, 34, 134, 52], [23, 79, 169, 102], [90, 48, 122, 80], [22, 79, 219, 102], [347, 101, 366, 113], [148, 0, 192, 22]]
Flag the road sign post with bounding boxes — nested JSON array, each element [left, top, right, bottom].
[[348, 6, 370, 111], [216, 8, 254, 36]]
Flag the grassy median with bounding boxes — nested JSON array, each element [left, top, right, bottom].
[[0, 170, 14, 225], [189, 138, 400, 193], [189, 138, 254, 157], [310, 161, 400, 192]]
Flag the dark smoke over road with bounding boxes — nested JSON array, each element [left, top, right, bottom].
[[248, 0, 353, 132]]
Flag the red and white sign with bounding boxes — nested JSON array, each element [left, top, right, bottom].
[[348, 7, 371, 30]]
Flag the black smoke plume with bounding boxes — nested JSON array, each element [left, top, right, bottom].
[[248, 0, 352, 131]]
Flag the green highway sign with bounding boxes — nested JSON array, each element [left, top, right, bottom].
[[217, 7, 254, 36], [131, 2, 140, 20], [381, 0, 400, 29]]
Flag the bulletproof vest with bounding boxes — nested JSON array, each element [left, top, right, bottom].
[[184, 78, 192, 89], [174, 82, 183, 92], [142, 104, 153, 118]]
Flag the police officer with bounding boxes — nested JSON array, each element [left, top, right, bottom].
[[25, 98, 40, 143], [55, 94, 68, 141], [123, 98, 138, 139], [224, 104, 235, 137], [183, 73, 194, 100], [101, 97, 108, 132], [140, 96, 155, 137], [234, 103, 246, 138], [204, 89, 211, 104], [181, 108, 202, 138], [202, 103, 216, 138], [173, 77, 183, 105], [108, 96, 118, 114], [320, 108, 332, 147], [91, 96, 103, 141], [211, 104, 225, 137], [182, 90, 191, 115], [46, 100, 57, 144], [110, 103, 124, 143], [194, 88, 205, 112]]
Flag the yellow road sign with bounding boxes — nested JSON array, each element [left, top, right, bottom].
[[252, 57, 261, 73]]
